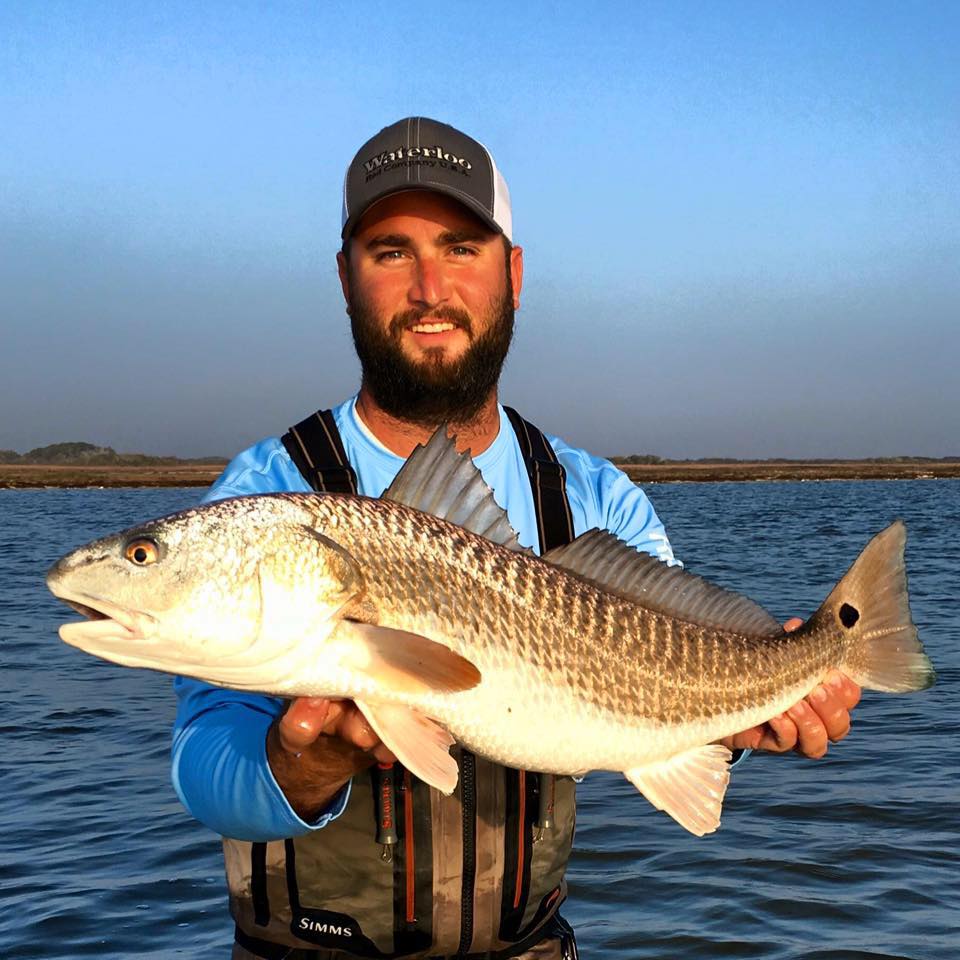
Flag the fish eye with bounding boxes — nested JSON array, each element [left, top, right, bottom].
[[124, 537, 159, 566]]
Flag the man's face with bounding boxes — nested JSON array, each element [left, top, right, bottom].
[[338, 191, 524, 425]]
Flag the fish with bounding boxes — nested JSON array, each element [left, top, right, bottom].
[[46, 428, 935, 835]]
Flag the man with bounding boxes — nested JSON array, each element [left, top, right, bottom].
[[172, 117, 860, 959]]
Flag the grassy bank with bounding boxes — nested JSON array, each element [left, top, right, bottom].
[[2, 460, 958, 489], [617, 460, 960, 483], [0, 464, 226, 489]]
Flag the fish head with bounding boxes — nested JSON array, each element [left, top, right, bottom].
[[46, 495, 363, 691]]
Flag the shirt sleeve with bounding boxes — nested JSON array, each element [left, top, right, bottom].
[[169, 445, 352, 840], [550, 439, 679, 564], [171, 678, 351, 840]]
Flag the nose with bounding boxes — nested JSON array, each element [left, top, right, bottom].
[[408, 255, 450, 309]]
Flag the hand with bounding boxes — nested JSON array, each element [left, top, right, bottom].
[[267, 698, 396, 821], [720, 618, 862, 759], [276, 697, 395, 763]]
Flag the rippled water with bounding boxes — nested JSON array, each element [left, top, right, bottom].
[[2, 480, 957, 958]]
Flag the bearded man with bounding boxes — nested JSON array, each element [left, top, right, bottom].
[[172, 117, 861, 960]]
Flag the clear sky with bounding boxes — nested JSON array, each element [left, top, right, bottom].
[[2, 1, 957, 459]]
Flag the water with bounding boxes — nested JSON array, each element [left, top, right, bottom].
[[1, 480, 957, 959]]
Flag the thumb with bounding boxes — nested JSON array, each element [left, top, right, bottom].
[[277, 698, 332, 753]]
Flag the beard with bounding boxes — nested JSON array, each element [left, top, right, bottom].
[[349, 285, 515, 427]]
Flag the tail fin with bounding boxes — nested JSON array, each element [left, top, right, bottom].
[[815, 520, 934, 693]]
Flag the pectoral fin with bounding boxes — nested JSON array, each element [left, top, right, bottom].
[[355, 699, 459, 794], [333, 620, 481, 695], [625, 744, 732, 836]]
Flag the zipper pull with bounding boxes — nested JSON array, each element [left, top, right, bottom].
[[534, 773, 555, 843], [373, 762, 397, 862]]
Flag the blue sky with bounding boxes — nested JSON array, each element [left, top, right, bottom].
[[2, 1, 957, 458]]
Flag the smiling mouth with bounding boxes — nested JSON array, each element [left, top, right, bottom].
[[409, 321, 459, 334]]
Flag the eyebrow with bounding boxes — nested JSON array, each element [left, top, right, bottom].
[[365, 233, 412, 251], [436, 228, 494, 246], [364, 228, 495, 252]]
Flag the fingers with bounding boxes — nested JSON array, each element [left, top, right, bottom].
[[736, 714, 799, 753], [336, 705, 383, 752], [277, 697, 332, 753], [730, 669, 862, 759], [335, 705, 397, 763], [760, 713, 800, 752], [277, 698, 396, 763], [805, 674, 859, 742], [725, 714, 796, 752], [786, 699, 829, 758], [824, 669, 862, 710], [787, 675, 857, 758]]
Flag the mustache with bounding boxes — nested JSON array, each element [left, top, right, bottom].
[[389, 306, 474, 339]]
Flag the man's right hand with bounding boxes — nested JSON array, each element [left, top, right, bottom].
[[266, 698, 396, 822]]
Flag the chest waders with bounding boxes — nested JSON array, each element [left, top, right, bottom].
[[227, 408, 579, 960]]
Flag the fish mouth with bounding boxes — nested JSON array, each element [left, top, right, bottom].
[[49, 587, 150, 651], [64, 599, 110, 621]]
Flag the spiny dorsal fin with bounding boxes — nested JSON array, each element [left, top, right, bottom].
[[543, 529, 783, 636], [383, 427, 530, 552]]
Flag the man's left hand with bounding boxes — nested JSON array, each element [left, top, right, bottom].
[[719, 618, 862, 759]]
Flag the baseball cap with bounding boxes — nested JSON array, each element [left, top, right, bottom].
[[341, 117, 512, 241]]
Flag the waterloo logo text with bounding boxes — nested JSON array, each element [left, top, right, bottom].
[[363, 144, 473, 176]]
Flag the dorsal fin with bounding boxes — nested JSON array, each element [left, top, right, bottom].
[[543, 529, 783, 636], [383, 427, 530, 552]]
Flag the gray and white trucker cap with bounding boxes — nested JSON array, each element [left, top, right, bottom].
[[341, 117, 512, 241]]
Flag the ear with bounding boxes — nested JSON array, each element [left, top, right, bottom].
[[336, 249, 352, 315], [509, 244, 524, 310]]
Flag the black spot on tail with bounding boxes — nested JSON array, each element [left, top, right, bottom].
[[839, 603, 860, 629]]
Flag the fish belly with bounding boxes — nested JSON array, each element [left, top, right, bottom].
[[402, 642, 834, 776]]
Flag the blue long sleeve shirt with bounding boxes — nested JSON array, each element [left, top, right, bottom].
[[171, 397, 680, 841]]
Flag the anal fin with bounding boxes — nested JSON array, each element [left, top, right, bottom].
[[355, 699, 459, 795], [625, 744, 732, 836]]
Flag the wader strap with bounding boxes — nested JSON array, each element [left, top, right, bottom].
[[282, 409, 358, 495], [502, 406, 574, 554], [501, 408, 572, 931]]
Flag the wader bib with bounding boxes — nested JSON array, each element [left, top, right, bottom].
[[226, 408, 578, 959]]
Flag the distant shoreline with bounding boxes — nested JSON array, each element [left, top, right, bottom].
[[617, 461, 960, 483], [2, 460, 958, 489], [0, 464, 226, 489]]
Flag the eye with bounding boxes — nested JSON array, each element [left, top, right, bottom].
[[124, 537, 159, 566]]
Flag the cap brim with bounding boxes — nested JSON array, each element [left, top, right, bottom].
[[341, 183, 504, 240]]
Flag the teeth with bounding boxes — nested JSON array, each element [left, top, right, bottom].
[[411, 322, 456, 333]]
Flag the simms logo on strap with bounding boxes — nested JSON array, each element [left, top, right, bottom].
[[298, 917, 355, 938], [363, 144, 473, 174]]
